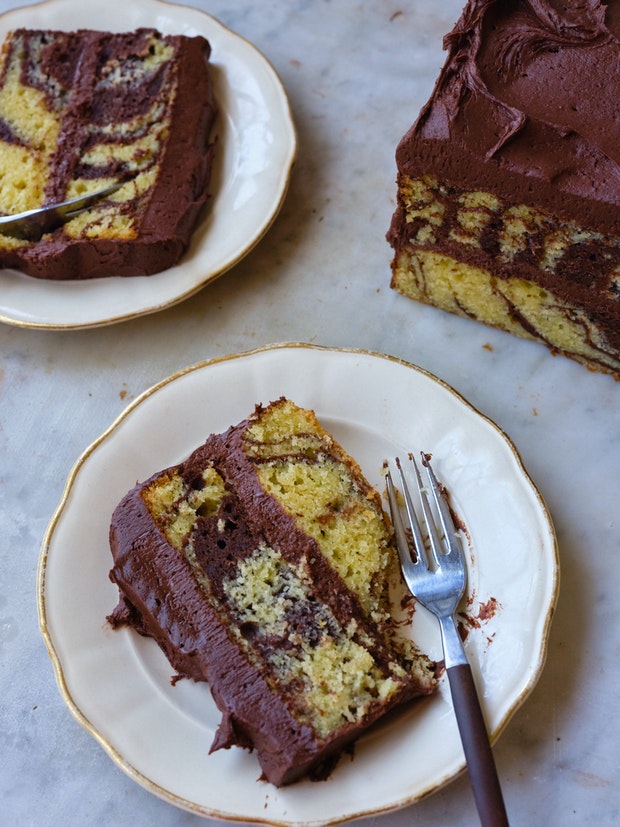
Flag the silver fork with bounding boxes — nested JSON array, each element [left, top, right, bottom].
[[0, 182, 124, 242], [385, 452, 509, 827]]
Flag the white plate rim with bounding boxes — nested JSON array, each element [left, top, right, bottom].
[[37, 343, 560, 825], [0, 0, 296, 330]]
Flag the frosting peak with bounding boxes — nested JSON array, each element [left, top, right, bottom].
[[412, 0, 620, 211]]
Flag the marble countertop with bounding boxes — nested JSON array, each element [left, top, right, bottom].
[[1, 1, 619, 825]]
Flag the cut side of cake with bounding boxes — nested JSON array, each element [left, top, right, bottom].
[[387, 0, 620, 377], [108, 398, 436, 786], [0, 27, 216, 279]]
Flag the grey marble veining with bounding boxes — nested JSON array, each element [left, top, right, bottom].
[[1, 1, 619, 825]]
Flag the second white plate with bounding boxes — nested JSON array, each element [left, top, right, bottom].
[[38, 344, 559, 825], [0, 0, 296, 329]]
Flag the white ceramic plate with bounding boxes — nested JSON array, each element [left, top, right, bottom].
[[0, 0, 296, 329], [38, 344, 559, 825]]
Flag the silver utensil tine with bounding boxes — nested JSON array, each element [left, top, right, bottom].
[[386, 453, 509, 827], [394, 456, 429, 569], [421, 453, 464, 564], [385, 460, 422, 582], [409, 452, 447, 569]]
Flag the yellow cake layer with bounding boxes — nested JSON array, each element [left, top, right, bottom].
[[221, 542, 405, 738], [392, 248, 620, 374], [243, 398, 397, 623]]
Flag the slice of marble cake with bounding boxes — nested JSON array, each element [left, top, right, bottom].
[[109, 398, 436, 786], [0, 27, 216, 278]]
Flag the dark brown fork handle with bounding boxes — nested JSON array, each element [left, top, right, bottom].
[[447, 664, 510, 826]]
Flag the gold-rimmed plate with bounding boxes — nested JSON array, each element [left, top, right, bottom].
[[38, 344, 559, 825], [0, 0, 296, 329]]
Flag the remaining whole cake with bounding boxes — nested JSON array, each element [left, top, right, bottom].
[[387, 0, 620, 377], [0, 27, 216, 279], [108, 398, 436, 786]]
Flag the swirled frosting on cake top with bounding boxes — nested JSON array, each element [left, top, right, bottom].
[[399, 0, 620, 233]]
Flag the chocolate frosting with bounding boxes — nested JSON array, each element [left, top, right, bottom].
[[396, 0, 620, 235], [0, 29, 216, 279], [108, 408, 434, 786]]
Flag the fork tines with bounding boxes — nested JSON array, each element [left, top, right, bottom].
[[384, 452, 467, 634], [385, 452, 463, 572]]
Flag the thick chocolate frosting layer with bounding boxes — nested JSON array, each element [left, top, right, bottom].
[[396, 0, 620, 234]]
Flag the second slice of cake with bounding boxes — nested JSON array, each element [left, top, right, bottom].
[[0, 27, 217, 279], [387, 0, 620, 377], [108, 398, 436, 786]]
